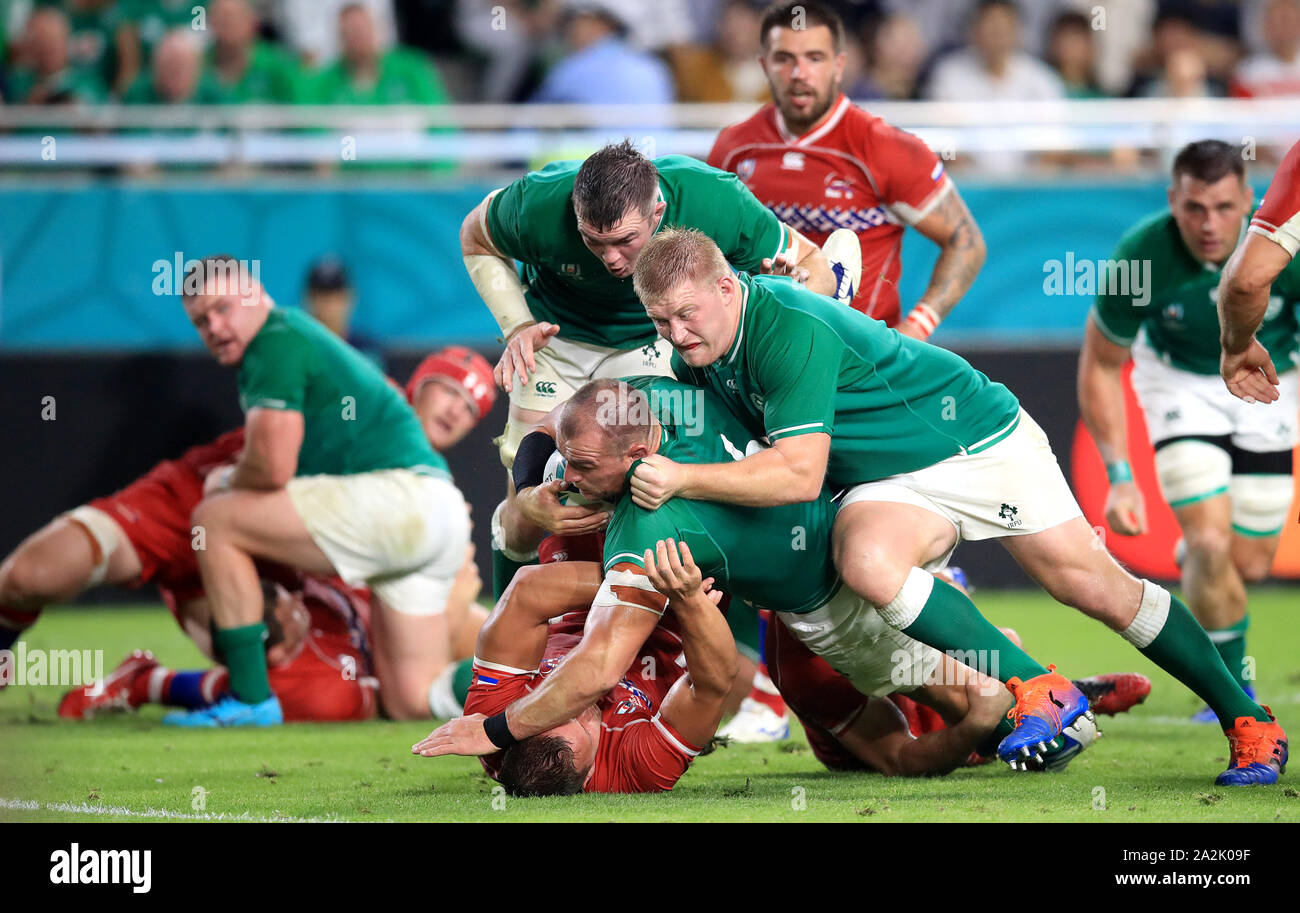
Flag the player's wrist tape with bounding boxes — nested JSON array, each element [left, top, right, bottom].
[[1106, 461, 1133, 484], [904, 303, 940, 338], [464, 254, 534, 341], [512, 430, 558, 491], [484, 712, 518, 749]]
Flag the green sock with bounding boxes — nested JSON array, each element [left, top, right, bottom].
[[451, 657, 476, 708], [491, 542, 536, 601], [1207, 615, 1250, 690], [895, 576, 1049, 683], [1140, 593, 1265, 725], [214, 623, 271, 704]]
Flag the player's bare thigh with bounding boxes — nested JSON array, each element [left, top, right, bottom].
[[191, 489, 336, 576], [832, 501, 958, 607], [999, 516, 1143, 629], [0, 513, 143, 605], [369, 592, 451, 720]]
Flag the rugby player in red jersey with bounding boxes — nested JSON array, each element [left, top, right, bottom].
[[59, 573, 381, 723], [1, 347, 495, 716], [709, 1, 986, 337], [1220, 136, 1300, 404], [415, 541, 737, 795]]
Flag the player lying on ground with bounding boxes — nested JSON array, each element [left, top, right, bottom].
[[0, 338, 493, 720], [710, 1, 985, 336], [414, 547, 737, 795], [766, 611, 1150, 776], [462, 139, 834, 600], [1218, 134, 1300, 404], [58, 573, 384, 722], [1079, 140, 1299, 723], [625, 228, 1286, 786], [413, 377, 1090, 772]]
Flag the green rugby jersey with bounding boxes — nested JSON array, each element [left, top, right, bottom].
[[1091, 210, 1300, 375], [673, 273, 1022, 486], [600, 376, 839, 614], [238, 308, 447, 479], [485, 154, 790, 350]]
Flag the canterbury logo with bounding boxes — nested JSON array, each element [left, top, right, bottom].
[[535, 381, 557, 395]]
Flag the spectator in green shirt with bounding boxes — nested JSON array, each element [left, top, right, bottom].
[[311, 3, 449, 105], [123, 27, 215, 104], [60, 0, 140, 97], [207, 0, 305, 103], [6, 5, 106, 104], [311, 3, 453, 172]]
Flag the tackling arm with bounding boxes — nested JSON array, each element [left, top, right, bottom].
[[224, 407, 303, 491], [502, 567, 662, 739], [634, 433, 830, 509]]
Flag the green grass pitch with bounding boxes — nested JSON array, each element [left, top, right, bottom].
[[3, 588, 1298, 823]]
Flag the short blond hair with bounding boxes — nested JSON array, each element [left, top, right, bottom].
[[632, 227, 730, 306]]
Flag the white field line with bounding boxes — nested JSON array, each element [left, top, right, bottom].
[[0, 796, 349, 823]]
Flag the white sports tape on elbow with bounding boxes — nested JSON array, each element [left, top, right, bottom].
[[875, 566, 935, 630], [464, 254, 534, 340], [1121, 580, 1171, 649]]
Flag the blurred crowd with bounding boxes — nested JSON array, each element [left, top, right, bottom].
[[3, 0, 1300, 109]]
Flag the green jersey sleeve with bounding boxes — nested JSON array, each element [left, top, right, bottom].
[[238, 324, 313, 412], [484, 177, 533, 263], [715, 172, 789, 274], [753, 302, 840, 441], [1090, 235, 1144, 346], [603, 495, 693, 572]]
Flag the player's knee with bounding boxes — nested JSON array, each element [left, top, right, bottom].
[[0, 549, 61, 605], [835, 539, 908, 607], [1232, 545, 1275, 584], [1182, 525, 1233, 565], [381, 679, 432, 721]]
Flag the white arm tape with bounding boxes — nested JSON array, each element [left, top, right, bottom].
[[464, 253, 535, 341]]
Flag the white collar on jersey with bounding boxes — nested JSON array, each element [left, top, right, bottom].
[[773, 94, 852, 148]]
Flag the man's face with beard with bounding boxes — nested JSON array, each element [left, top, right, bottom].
[[759, 23, 845, 135]]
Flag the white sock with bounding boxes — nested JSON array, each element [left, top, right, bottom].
[[1120, 580, 1170, 649]]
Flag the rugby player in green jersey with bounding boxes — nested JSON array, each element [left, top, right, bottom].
[[459, 140, 835, 602], [1080, 141, 1300, 728], [170, 256, 471, 727], [623, 228, 1286, 785], [412, 376, 1093, 771]]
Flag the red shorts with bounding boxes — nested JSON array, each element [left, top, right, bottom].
[[84, 429, 244, 603]]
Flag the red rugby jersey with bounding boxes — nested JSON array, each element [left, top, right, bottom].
[[1250, 138, 1300, 258], [465, 611, 702, 793], [709, 94, 950, 326]]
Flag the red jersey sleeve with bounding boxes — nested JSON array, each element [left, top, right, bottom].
[[1250, 139, 1300, 258], [863, 120, 950, 226], [707, 126, 737, 170], [586, 711, 701, 793], [463, 659, 537, 717]]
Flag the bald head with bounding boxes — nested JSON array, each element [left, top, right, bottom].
[[153, 29, 202, 101]]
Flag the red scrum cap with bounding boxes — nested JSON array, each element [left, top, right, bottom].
[[406, 346, 497, 420]]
